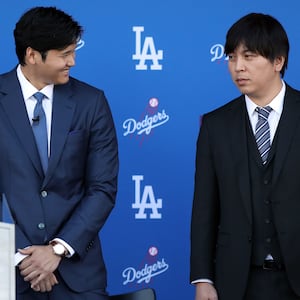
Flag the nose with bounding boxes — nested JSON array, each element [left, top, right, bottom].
[[235, 57, 245, 71], [67, 53, 76, 67]]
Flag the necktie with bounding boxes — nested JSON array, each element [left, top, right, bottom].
[[32, 92, 48, 173], [255, 106, 272, 164]]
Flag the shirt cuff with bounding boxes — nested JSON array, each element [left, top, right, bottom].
[[191, 279, 214, 285], [15, 252, 28, 266]]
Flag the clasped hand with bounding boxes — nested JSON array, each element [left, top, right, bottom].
[[18, 245, 61, 292]]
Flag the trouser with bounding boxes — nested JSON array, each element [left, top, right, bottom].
[[17, 272, 108, 300], [244, 266, 300, 300]]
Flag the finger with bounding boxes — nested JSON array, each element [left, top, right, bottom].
[[31, 283, 40, 292], [18, 247, 34, 255], [50, 273, 59, 285], [38, 280, 47, 293], [44, 278, 53, 292], [30, 273, 46, 287], [19, 262, 36, 275], [18, 257, 33, 270], [23, 271, 39, 282]]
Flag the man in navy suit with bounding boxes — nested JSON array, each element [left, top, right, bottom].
[[0, 6, 118, 299], [191, 13, 300, 300]]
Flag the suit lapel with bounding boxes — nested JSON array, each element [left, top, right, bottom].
[[228, 97, 252, 224], [0, 70, 44, 177], [272, 85, 300, 185], [44, 82, 76, 185]]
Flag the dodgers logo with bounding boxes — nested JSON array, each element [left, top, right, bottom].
[[122, 246, 169, 285], [76, 39, 85, 50], [210, 43, 228, 62], [132, 26, 163, 70], [123, 98, 170, 142], [132, 175, 162, 219]]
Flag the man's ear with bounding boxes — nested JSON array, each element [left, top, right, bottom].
[[274, 56, 285, 72], [25, 47, 40, 65]]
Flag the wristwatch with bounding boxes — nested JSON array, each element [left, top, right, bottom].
[[51, 242, 67, 257]]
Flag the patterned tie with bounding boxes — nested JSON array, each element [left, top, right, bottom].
[[255, 106, 272, 164], [32, 92, 48, 173]]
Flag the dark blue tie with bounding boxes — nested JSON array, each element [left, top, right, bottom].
[[255, 106, 272, 164], [32, 92, 48, 173]]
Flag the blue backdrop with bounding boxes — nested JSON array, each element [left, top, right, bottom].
[[1, 1, 300, 299]]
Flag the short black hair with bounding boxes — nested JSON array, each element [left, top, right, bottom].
[[224, 13, 289, 77], [14, 6, 83, 65]]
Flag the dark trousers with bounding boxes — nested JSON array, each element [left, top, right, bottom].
[[244, 266, 300, 300], [17, 273, 108, 300]]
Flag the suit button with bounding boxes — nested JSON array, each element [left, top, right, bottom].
[[266, 237, 272, 243], [263, 179, 269, 185], [41, 191, 48, 198], [265, 219, 271, 224], [38, 223, 45, 229]]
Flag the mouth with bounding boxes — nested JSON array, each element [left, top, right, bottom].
[[235, 78, 249, 85], [62, 69, 70, 75]]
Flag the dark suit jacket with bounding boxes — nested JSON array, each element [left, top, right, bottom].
[[0, 69, 118, 293], [190, 84, 300, 299]]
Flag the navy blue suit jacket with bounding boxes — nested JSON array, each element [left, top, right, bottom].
[[0, 69, 118, 293]]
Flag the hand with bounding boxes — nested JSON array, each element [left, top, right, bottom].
[[195, 282, 218, 300], [18, 245, 61, 288], [31, 273, 58, 292]]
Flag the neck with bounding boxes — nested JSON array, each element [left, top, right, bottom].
[[247, 79, 283, 107], [20, 65, 45, 90]]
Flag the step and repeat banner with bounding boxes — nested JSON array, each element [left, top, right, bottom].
[[1, 1, 299, 299]]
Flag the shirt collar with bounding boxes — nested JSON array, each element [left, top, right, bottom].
[[245, 80, 286, 117], [16, 65, 54, 100]]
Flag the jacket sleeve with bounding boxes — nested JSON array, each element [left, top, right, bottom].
[[54, 90, 119, 258], [190, 114, 220, 282]]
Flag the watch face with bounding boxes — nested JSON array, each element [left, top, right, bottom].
[[53, 244, 65, 256]]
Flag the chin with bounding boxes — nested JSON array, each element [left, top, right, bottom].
[[237, 87, 250, 95], [56, 77, 70, 85]]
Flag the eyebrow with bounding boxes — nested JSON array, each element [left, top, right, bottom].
[[61, 49, 75, 55]]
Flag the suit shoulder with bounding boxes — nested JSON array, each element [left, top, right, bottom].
[[68, 77, 105, 96], [285, 83, 300, 98], [0, 68, 16, 78], [65, 77, 112, 112], [203, 95, 243, 121], [0, 69, 18, 89]]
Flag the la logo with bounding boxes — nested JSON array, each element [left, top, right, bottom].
[[132, 26, 163, 70], [132, 175, 162, 219]]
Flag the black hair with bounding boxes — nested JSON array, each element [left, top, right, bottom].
[[224, 13, 289, 77], [14, 6, 83, 65]]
